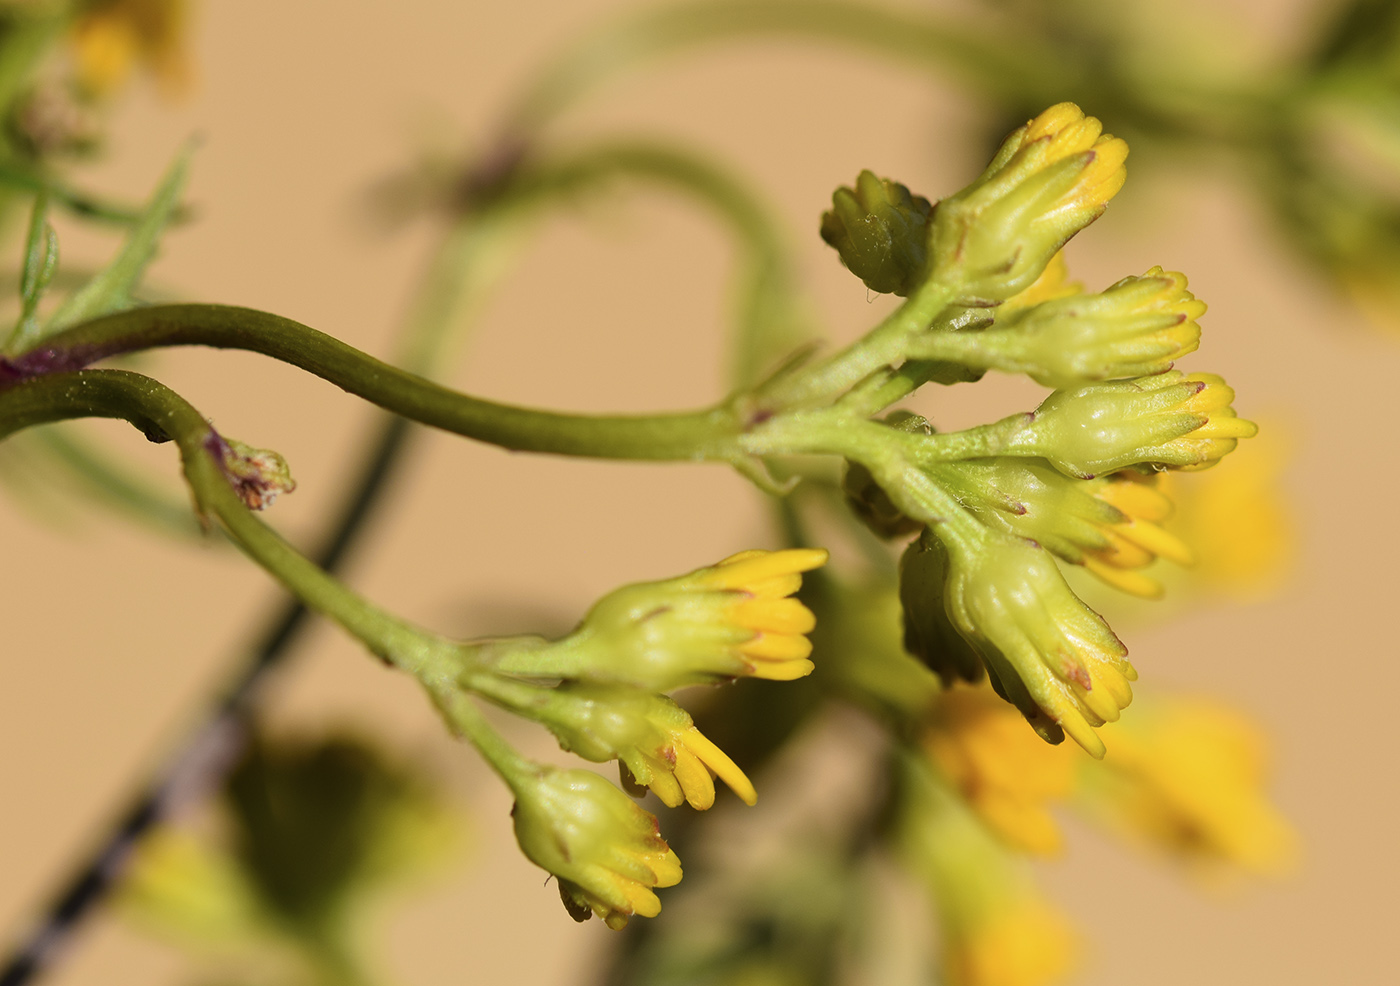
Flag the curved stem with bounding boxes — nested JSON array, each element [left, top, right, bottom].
[[506, 139, 811, 386], [0, 369, 458, 684], [504, 0, 1055, 133], [10, 304, 746, 461]]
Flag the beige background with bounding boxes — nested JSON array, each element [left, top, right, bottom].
[[0, 0, 1393, 983]]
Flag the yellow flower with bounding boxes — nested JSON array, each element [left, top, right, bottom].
[[1083, 697, 1297, 876], [119, 828, 266, 946], [1015, 370, 1258, 478], [71, 0, 190, 98], [692, 548, 829, 680], [526, 682, 757, 809], [1079, 471, 1195, 597], [511, 767, 682, 929], [931, 103, 1128, 304], [935, 461, 1195, 599], [925, 685, 1078, 855], [941, 530, 1136, 758], [541, 548, 827, 690]]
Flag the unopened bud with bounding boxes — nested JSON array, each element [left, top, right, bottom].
[[941, 531, 1136, 758], [511, 767, 681, 929], [899, 534, 984, 685], [820, 169, 933, 296]]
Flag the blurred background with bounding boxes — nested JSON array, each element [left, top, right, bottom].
[[0, 0, 1394, 983]]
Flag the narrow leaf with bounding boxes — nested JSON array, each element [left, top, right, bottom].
[[7, 190, 58, 351], [39, 139, 196, 341]]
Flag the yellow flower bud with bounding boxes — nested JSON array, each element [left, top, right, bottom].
[[511, 767, 682, 929], [1010, 370, 1258, 478], [534, 683, 757, 809], [936, 460, 1194, 599], [560, 548, 828, 690], [942, 532, 1135, 758], [985, 267, 1204, 388], [931, 103, 1128, 305]]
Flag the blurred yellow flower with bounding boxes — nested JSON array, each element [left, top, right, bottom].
[[71, 0, 189, 97], [925, 685, 1078, 855], [947, 898, 1078, 986], [1161, 424, 1294, 597], [1083, 697, 1297, 876], [899, 754, 1079, 986], [119, 828, 266, 946]]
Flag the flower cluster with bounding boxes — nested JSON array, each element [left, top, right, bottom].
[[465, 549, 825, 926], [791, 103, 1259, 760]]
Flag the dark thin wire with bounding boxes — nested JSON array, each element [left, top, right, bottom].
[[0, 414, 414, 986]]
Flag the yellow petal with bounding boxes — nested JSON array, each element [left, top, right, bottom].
[[729, 596, 817, 634], [682, 728, 758, 806], [1112, 518, 1196, 567], [737, 632, 813, 661], [671, 746, 716, 811], [748, 658, 815, 681], [1083, 556, 1164, 599]]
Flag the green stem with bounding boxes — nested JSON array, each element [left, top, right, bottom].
[[483, 629, 605, 680], [432, 687, 538, 792], [755, 279, 953, 409], [14, 304, 747, 461], [507, 139, 809, 387], [0, 369, 460, 686], [740, 404, 1030, 464]]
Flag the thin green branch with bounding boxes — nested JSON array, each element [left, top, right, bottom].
[[504, 0, 1056, 133], [0, 368, 455, 681], [13, 304, 748, 461], [506, 139, 811, 386]]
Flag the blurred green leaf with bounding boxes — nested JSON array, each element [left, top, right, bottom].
[[28, 139, 193, 347]]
